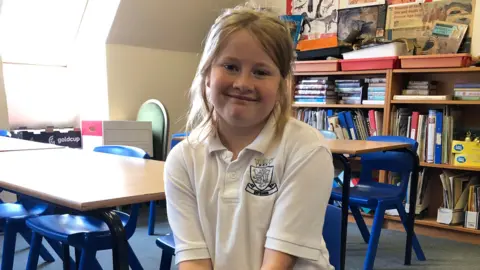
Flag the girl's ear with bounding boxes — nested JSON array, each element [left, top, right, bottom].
[[206, 73, 211, 88]]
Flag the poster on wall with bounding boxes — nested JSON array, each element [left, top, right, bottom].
[[340, 0, 385, 9], [337, 5, 387, 42], [385, 0, 474, 53], [287, 0, 339, 50]]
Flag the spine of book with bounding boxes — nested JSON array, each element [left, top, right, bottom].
[[427, 110, 436, 163]]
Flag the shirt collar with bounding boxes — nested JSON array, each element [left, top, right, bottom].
[[206, 113, 277, 155]]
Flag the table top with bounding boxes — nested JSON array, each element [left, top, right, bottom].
[[0, 136, 64, 152], [171, 136, 411, 155], [325, 139, 411, 155], [0, 148, 165, 211]]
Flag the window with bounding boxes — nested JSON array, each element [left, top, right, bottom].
[[0, 0, 88, 66], [0, 0, 88, 129], [2, 64, 79, 129]]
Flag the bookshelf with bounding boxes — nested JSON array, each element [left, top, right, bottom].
[[291, 66, 480, 244]]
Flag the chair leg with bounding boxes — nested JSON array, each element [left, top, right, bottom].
[[148, 200, 156, 235], [20, 230, 55, 263], [363, 205, 386, 270], [26, 232, 43, 270], [350, 206, 370, 244], [127, 243, 144, 270], [63, 243, 71, 270], [78, 248, 97, 270], [44, 238, 76, 268], [75, 248, 81, 270], [396, 203, 426, 261], [159, 250, 173, 270], [1, 221, 17, 270]]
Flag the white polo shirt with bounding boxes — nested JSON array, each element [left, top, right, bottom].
[[164, 115, 335, 270]]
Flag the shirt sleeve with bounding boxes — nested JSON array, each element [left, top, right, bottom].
[[164, 145, 211, 264], [265, 146, 334, 261]]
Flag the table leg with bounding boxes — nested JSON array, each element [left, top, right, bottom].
[[94, 210, 129, 270], [403, 147, 419, 265], [333, 154, 351, 270]]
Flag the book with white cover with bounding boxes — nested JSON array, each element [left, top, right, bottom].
[[393, 95, 451, 100]]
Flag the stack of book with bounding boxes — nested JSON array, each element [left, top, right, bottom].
[[326, 109, 383, 140], [391, 107, 461, 165], [363, 77, 386, 105], [453, 83, 480, 101], [294, 76, 337, 105], [335, 79, 364, 105], [393, 80, 451, 100]]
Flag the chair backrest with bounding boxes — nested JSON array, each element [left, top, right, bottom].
[[323, 204, 341, 269], [359, 136, 419, 197], [137, 99, 169, 161], [93, 145, 150, 159], [170, 132, 189, 150], [320, 130, 337, 139], [93, 145, 150, 236], [0, 129, 11, 137]]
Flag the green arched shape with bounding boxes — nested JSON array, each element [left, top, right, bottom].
[[136, 99, 169, 161]]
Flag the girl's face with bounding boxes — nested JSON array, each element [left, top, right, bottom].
[[207, 29, 282, 131]]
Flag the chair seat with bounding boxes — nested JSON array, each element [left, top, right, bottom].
[[26, 212, 130, 245], [331, 184, 402, 206], [156, 234, 175, 251], [0, 203, 45, 220]]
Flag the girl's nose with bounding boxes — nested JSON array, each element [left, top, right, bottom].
[[233, 72, 254, 92]]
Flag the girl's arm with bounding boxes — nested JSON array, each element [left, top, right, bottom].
[[164, 146, 213, 269], [261, 248, 296, 270], [261, 146, 334, 269], [179, 260, 213, 270]]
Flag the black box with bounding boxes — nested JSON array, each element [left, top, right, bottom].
[[11, 128, 82, 149]]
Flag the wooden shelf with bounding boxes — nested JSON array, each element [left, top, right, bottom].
[[292, 103, 384, 109], [420, 162, 480, 172], [294, 69, 387, 76], [292, 66, 480, 238], [391, 100, 480, 105], [383, 215, 480, 235], [393, 67, 480, 74]]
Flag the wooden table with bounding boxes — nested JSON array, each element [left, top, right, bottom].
[[0, 148, 165, 269], [325, 140, 418, 270], [0, 136, 64, 152]]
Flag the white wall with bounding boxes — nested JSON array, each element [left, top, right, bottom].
[[105, 44, 200, 135], [0, 0, 10, 129]]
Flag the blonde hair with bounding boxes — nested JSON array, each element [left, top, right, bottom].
[[185, 3, 294, 142]]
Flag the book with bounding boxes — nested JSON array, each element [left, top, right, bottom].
[[393, 95, 452, 100]]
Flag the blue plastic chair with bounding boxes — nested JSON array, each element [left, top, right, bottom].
[[322, 204, 342, 269], [25, 145, 148, 270], [0, 129, 57, 269], [170, 132, 188, 149], [0, 129, 11, 137], [155, 204, 342, 270], [330, 136, 426, 270], [0, 195, 56, 270], [320, 130, 337, 139]]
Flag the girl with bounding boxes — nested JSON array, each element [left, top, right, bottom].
[[164, 4, 334, 270]]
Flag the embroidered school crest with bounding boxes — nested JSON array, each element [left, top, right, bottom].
[[245, 158, 277, 196]]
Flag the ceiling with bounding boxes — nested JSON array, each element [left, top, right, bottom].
[[106, 0, 245, 53]]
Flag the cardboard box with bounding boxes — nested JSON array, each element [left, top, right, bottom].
[[453, 153, 480, 167], [452, 140, 480, 155], [465, 211, 479, 229], [437, 208, 464, 225], [81, 120, 153, 157], [11, 128, 82, 148]]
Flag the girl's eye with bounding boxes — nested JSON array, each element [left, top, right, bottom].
[[254, 69, 270, 77], [223, 64, 238, 72]]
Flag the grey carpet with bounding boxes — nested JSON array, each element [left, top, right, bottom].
[[1, 206, 479, 270]]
